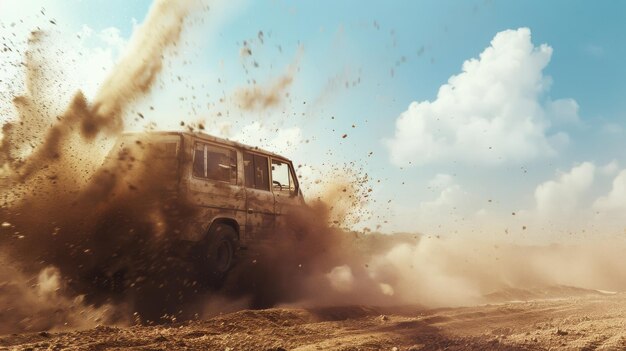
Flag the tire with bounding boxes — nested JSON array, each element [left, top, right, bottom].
[[203, 223, 238, 285]]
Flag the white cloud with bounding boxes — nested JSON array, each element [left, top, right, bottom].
[[384, 28, 577, 166], [232, 122, 302, 157], [601, 122, 624, 135], [427, 173, 454, 190], [546, 98, 581, 127], [534, 162, 595, 216], [593, 170, 626, 213], [202, 121, 303, 157], [600, 160, 619, 176], [406, 174, 473, 235], [98, 27, 126, 51], [421, 183, 466, 213], [70, 27, 128, 100], [386, 161, 626, 239]]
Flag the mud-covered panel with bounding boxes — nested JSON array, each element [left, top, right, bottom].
[[181, 180, 246, 242], [177, 207, 243, 242], [177, 135, 247, 242], [245, 188, 275, 241], [187, 180, 245, 209]]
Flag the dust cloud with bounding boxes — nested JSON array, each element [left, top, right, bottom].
[[235, 50, 302, 111], [317, 237, 626, 308], [1, 0, 626, 337], [0, 257, 123, 334], [0, 0, 204, 332], [1, 0, 196, 182], [213, 200, 626, 312]]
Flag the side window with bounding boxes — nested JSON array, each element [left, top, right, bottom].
[[243, 152, 270, 191], [243, 152, 255, 188], [192, 143, 205, 177], [192, 142, 237, 184], [271, 159, 296, 195]]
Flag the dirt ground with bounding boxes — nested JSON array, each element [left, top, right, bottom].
[[2, 292, 625, 351]]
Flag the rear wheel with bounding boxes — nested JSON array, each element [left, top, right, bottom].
[[204, 224, 238, 285]]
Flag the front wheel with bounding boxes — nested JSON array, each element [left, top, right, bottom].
[[203, 224, 238, 285]]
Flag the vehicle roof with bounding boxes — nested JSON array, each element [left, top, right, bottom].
[[121, 130, 291, 161]]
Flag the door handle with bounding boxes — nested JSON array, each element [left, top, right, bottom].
[[247, 208, 254, 214]]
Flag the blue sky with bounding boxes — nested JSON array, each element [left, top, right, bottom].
[[2, 0, 626, 241]]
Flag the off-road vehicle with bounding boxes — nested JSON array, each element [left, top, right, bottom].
[[103, 131, 305, 282]]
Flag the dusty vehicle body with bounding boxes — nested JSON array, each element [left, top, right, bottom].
[[102, 131, 305, 281]]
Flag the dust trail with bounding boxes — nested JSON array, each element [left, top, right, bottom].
[[92, 0, 195, 132], [235, 48, 302, 110], [1, 0, 197, 181], [213, 200, 419, 311], [0, 0, 203, 333], [349, 237, 626, 307], [200, 170, 626, 311], [216, 203, 626, 311]]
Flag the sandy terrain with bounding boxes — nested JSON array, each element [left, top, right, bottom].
[[1, 3, 625, 351], [2, 292, 625, 351]]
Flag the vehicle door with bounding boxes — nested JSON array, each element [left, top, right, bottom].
[[270, 158, 302, 228], [243, 152, 275, 241], [186, 140, 245, 235]]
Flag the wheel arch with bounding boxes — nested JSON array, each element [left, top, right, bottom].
[[206, 217, 240, 242]]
